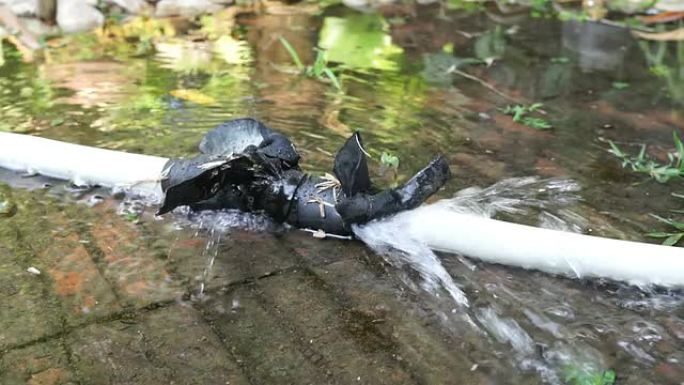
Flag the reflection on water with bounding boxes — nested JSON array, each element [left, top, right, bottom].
[[0, 3, 683, 384]]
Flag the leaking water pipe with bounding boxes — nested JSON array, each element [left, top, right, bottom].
[[2, 131, 684, 287]]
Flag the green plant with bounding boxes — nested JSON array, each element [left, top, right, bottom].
[[612, 81, 630, 90], [647, 214, 684, 246], [500, 103, 552, 130], [564, 366, 616, 385], [278, 36, 342, 91], [381, 152, 399, 168], [530, 0, 553, 17], [607, 131, 684, 183], [551, 56, 570, 64], [122, 211, 140, 223]]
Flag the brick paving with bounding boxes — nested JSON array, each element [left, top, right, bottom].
[[0, 188, 514, 385]]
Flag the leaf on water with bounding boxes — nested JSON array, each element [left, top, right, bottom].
[[213, 35, 251, 65], [169, 89, 217, 105], [318, 14, 403, 71], [612, 81, 630, 90]]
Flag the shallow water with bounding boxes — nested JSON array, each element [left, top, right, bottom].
[[0, 3, 683, 384]]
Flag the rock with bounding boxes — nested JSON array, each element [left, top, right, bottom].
[[56, 0, 103, 33], [0, 0, 38, 16], [20, 15, 60, 36], [154, 0, 221, 17], [0, 6, 41, 50], [109, 0, 147, 14]]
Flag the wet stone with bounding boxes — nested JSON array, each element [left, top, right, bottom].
[[0, 340, 75, 385], [40, 234, 120, 326], [281, 230, 364, 266], [199, 283, 331, 385], [67, 304, 249, 385], [0, 258, 62, 350], [167, 229, 299, 293], [254, 270, 417, 384], [85, 206, 184, 307], [310, 259, 525, 385]]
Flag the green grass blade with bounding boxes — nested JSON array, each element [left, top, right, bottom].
[[673, 131, 684, 169], [322, 68, 342, 91], [600, 370, 616, 385], [637, 144, 646, 163], [528, 102, 544, 111], [607, 141, 625, 158], [278, 36, 305, 71], [312, 49, 326, 78], [663, 233, 684, 246], [646, 232, 676, 238]]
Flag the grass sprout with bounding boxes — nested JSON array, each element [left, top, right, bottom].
[[646, 193, 684, 246], [500, 103, 552, 130], [612, 81, 630, 90], [607, 131, 684, 183], [380, 152, 399, 168], [646, 214, 684, 246], [278, 36, 342, 91]]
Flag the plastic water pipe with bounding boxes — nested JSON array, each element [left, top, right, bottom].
[[0, 132, 168, 198], [399, 201, 684, 287], [2, 132, 683, 287]]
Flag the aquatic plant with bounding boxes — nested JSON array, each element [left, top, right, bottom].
[[381, 152, 399, 169], [500, 103, 552, 130], [278, 36, 342, 91], [611, 81, 630, 90], [318, 14, 403, 71], [607, 131, 684, 183], [647, 213, 684, 246], [637, 34, 684, 105], [564, 365, 616, 385]]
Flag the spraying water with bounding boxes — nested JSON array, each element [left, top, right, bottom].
[[353, 177, 584, 307]]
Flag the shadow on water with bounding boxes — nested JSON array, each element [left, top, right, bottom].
[[0, 3, 683, 384]]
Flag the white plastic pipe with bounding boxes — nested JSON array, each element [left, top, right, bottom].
[[402, 202, 684, 287], [0, 132, 168, 198], [2, 132, 684, 287]]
